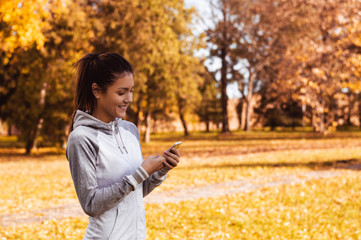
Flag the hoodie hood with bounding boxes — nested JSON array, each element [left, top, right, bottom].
[[73, 110, 121, 135]]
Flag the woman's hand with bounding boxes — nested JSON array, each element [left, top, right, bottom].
[[141, 155, 166, 175], [163, 148, 180, 169]]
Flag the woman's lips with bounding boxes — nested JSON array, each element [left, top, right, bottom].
[[119, 106, 127, 111]]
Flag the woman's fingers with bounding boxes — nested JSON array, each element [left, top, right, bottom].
[[163, 150, 180, 168], [164, 149, 180, 162], [170, 148, 180, 158], [142, 155, 166, 174], [164, 157, 177, 167], [163, 160, 174, 169]]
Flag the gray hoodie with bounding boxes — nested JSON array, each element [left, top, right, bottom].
[[66, 110, 168, 240]]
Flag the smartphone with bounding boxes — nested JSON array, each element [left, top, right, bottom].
[[167, 141, 182, 152], [165, 141, 182, 166]]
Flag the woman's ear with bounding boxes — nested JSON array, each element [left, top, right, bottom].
[[92, 83, 102, 99]]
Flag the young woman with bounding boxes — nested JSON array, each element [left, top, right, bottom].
[[66, 53, 180, 239]]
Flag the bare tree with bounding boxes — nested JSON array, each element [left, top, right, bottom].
[[206, 0, 243, 133]]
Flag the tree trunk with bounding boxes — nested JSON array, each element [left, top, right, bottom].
[[205, 120, 210, 132], [7, 122, 11, 136], [144, 111, 151, 143], [311, 108, 317, 132], [346, 92, 354, 125], [345, 104, 351, 126], [319, 111, 325, 135], [32, 82, 47, 151], [61, 136, 67, 150], [219, 2, 230, 134], [26, 139, 35, 155], [32, 118, 44, 150], [135, 110, 141, 128], [245, 73, 255, 131], [220, 47, 229, 133], [179, 112, 189, 136], [236, 98, 243, 129], [301, 102, 306, 127], [358, 93, 361, 128], [135, 93, 143, 128]]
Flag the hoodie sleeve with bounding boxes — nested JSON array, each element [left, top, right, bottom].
[[66, 130, 149, 217], [142, 167, 170, 197], [124, 122, 168, 197]]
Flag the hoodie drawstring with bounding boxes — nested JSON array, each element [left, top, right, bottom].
[[112, 122, 128, 154], [118, 131, 128, 154]]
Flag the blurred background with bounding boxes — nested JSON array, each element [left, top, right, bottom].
[[2, 0, 361, 153], [1, 0, 361, 239]]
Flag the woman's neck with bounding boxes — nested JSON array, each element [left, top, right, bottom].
[[92, 108, 115, 123]]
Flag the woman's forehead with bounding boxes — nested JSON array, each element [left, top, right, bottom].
[[112, 74, 134, 89]]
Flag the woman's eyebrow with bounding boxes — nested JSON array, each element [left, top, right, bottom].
[[117, 86, 134, 90]]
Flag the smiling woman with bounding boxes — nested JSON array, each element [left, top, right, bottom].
[[66, 53, 181, 239], [69, 53, 134, 128], [92, 72, 134, 122]]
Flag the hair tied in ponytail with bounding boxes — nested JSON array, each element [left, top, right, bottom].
[[91, 53, 99, 61], [68, 52, 133, 133]]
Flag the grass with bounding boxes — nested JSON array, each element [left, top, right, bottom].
[[0, 156, 76, 214], [0, 218, 87, 240], [2, 172, 360, 240], [146, 172, 361, 240], [0, 131, 361, 239], [0, 136, 23, 149]]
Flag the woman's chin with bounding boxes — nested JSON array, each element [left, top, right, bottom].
[[116, 111, 126, 119]]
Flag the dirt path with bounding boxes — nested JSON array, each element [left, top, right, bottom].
[[2, 166, 358, 228]]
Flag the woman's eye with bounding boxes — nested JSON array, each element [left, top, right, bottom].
[[118, 92, 125, 96]]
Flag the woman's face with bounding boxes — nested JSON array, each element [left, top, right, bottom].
[[94, 73, 134, 123]]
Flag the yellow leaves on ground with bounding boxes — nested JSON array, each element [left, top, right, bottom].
[[1, 132, 361, 239], [0, 217, 87, 240], [0, 156, 76, 214], [146, 172, 361, 240]]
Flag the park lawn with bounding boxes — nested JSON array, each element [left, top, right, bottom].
[[1, 171, 360, 239], [0, 155, 76, 214], [145, 171, 361, 240], [142, 133, 361, 158], [157, 146, 361, 192], [1, 147, 361, 214], [1, 132, 361, 214]]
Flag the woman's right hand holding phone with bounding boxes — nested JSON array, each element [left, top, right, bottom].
[[163, 148, 180, 169], [141, 142, 181, 175]]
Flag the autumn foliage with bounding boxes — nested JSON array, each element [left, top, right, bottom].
[[1, 0, 361, 153]]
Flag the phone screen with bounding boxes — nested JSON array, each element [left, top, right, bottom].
[[168, 141, 182, 152]]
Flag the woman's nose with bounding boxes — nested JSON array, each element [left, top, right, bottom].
[[124, 92, 133, 103]]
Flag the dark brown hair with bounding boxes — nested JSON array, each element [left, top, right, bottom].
[[69, 53, 133, 132]]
